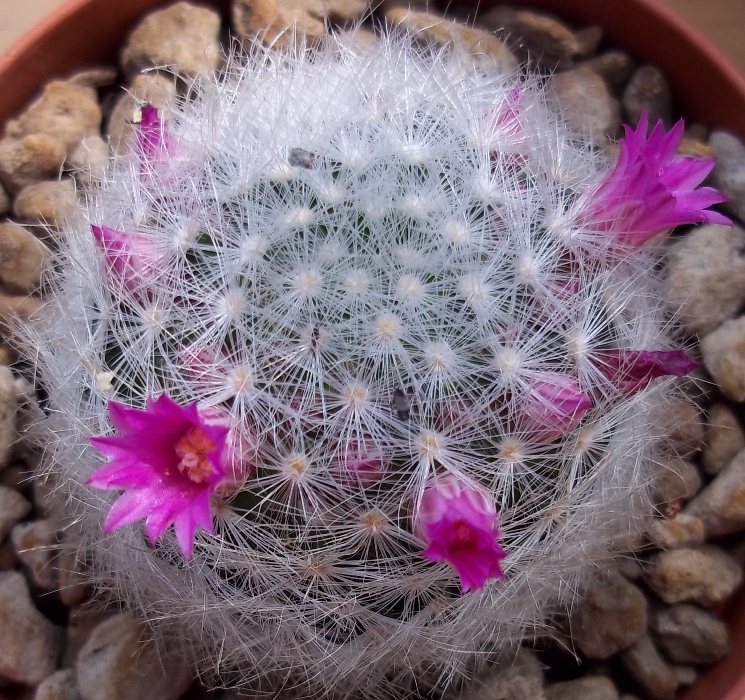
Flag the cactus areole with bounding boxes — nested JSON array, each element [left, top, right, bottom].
[[23, 33, 721, 696]]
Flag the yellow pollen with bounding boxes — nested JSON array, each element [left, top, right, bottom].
[[175, 426, 215, 483]]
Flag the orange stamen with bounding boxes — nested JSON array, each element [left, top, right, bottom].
[[175, 426, 215, 483]]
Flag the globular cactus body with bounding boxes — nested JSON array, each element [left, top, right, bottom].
[[22, 32, 721, 696]]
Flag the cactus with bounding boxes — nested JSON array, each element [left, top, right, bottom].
[[21, 33, 725, 696]]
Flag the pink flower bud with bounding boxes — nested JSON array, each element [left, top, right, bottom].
[[414, 474, 507, 593], [91, 225, 164, 298], [519, 372, 592, 442], [336, 439, 387, 486], [594, 349, 700, 394], [137, 105, 179, 171]]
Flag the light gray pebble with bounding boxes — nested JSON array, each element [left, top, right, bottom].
[[616, 555, 644, 581], [76, 613, 192, 700], [703, 404, 745, 475], [652, 604, 729, 666], [663, 223, 745, 336], [0, 485, 31, 542], [620, 634, 679, 700], [644, 545, 742, 607], [549, 66, 621, 145], [684, 448, 745, 537], [647, 513, 705, 549], [56, 535, 88, 607], [622, 65, 673, 128], [710, 130, 745, 223], [701, 317, 745, 402], [0, 571, 64, 685], [545, 676, 618, 700], [460, 646, 545, 700], [11, 519, 58, 590], [120, 1, 222, 81], [35, 668, 80, 700], [570, 569, 648, 659]]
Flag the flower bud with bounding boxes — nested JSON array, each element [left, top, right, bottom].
[[519, 372, 592, 441]]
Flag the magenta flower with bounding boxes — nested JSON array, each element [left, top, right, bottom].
[[414, 475, 507, 593], [88, 395, 229, 558], [576, 113, 730, 249], [519, 372, 592, 442], [92, 224, 163, 297], [594, 349, 700, 394]]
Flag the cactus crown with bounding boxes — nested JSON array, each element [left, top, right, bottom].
[[22, 32, 716, 695]]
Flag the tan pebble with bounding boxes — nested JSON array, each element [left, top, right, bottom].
[[234, 0, 369, 49], [35, 668, 79, 700], [13, 179, 78, 228], [107, 73, 178, 155], [684, 448, 745, 537], [66, 66, 118, 88], [0, 222, 49, 294], [701, 317, 745, 402], [0, 571, 64, 685], [703, 404, 745, 475], [480, 6, 595, 72], [652, 604, 729, 666], [647, 514, 705, 549], [0, 182, 9, 215], [4, 81, 101, 152], [548, 66, 621, 145], [570, 569, 648, 659], [665, 400, 704, 457], [652, 456, 702, 507], [68, 135, 109, 183], [620, 634, 678, 700], [545, 676, 618, 700], [121, 1, 222, 80], [76, 613, 193, 700], [677, 136, 714, 159], [622, 65, 673, 128], [644, 545, 742, 607], [580, 50, 634, 86], [0, 134, 66, 194], [385, 8, 517, 72], [0, 485, 31, 541], [11, 519, 58, 590], [0, 293, 45, 322]]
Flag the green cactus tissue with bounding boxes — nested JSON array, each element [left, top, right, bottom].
[[21, 32, 726, 695]]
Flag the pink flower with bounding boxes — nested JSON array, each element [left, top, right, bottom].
[[594, 349, 700, 394], [91, 225, 164, 297], [576, 113, 730, 249], [137, 105, 178, 170], [415, 475, 507, 593], [88, 395, 229, 558], [199, 405, 257, 490], [519, 372, 592, 441]]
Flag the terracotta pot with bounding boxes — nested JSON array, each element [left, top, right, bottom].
[[1, 1, 744, 699]]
